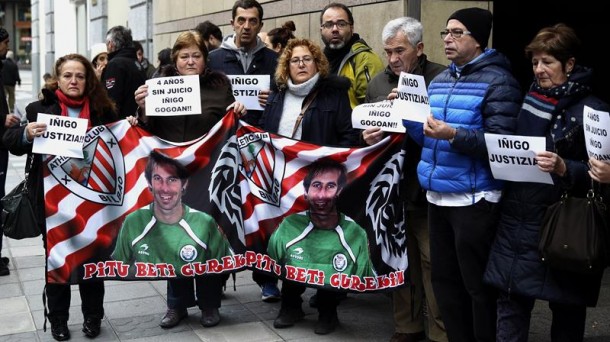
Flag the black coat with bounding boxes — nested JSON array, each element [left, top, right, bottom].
[[259, 75, 359, 147], [143, 67, 235, 142], [2, 89, 117, 233], [0, 60, 11, 148], [101, 47, 146, 118], [1, 58, 20, 86]]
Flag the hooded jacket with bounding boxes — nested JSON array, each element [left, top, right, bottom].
[[101, 46, 146, 118], [327, 34, 384, 108], [207, 35, 278, 126], [404, 49, 521, 196]]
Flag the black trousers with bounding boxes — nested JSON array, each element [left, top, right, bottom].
[[0, 148, 8, 255], [428, 200, 500, 342], [167, 274, 223, 310], [46, 282, 105, 321], [280, 281, 340, 314]]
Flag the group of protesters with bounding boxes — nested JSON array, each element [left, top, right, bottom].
[[1, 1, 609, 342]]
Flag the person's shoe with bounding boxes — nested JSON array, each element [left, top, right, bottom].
[[314, 310, 339, 335], [200, 308, 220, 327], [273, 307, 305, 328], [0, 259, 9, 276], [51, 319, 71, 341], [82, 317, 101, 338], [159, 308, 188, 329], [261, 282, 281, 302], [389, 331, 426, 342], [1, 256, 9, 265]]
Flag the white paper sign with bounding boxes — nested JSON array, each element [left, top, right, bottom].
[[228, 75, 271, 111], [351, 101, 406, 133], [583, 105, 610, 161], [485, 133, 553, 184], [145, 75, 201, 116], [33, 113, 88, 158], [393, 72, 430, 124]]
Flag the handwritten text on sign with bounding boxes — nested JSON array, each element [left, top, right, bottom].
[[352, 101, 406, 133], [145, 75, 202, 116], [33, 113, 88, 158], [484, 133, 553, 184], [228, 75, 271, 111], [393, 72, 430, 124], [583, 105, 610, 161]]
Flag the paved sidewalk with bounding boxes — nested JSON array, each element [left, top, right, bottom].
[[1, 70, 609, 342]]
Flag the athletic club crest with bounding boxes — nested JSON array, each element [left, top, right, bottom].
[[237, 132, 285, 206], [47, 125, 125, 206]]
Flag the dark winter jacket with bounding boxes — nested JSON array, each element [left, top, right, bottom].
[[2, 89, 117, 232], [143, 66, 235, 142], [259, 74, 359, 147], [366, 55, 445, 210], [484, 66, 610, 306], [101, 47, 146, 118], [207, 36, 278, 126], [0, 60, 10, 148], [404, 49, 521, 195], [1, 57, 20, 86]]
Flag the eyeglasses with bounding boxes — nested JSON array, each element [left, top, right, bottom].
[[289, 56, 314, 66], [440, 29, 471, 39], [320, 20, 351, 30]]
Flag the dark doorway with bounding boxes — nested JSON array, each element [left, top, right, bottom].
[[493, 1, 608, 104]]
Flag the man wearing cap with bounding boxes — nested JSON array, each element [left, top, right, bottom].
[[401, 8, 521, 342], [0, 27, 20, 276]]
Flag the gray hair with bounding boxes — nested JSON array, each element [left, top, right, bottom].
[[106, 25, 134, 51], [381, 17, 422, 48]]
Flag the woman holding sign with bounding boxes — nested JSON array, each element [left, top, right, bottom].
[[484, 24, 610, 341], [259, 38, 359, 335], [129, 30, 244, 330], [2, 54, 117, 341]]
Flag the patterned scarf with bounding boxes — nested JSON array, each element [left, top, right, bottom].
[[516, 66, 591, 138], [55, 89, 91, 128]]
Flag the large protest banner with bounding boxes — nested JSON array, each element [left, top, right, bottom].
[[43, 112, 408, 292]]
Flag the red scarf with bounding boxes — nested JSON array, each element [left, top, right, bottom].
[[55, 89, 92, 128]]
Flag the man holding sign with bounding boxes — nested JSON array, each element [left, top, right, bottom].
[[208, 0, 277, 127], [402, 8, 521, 341], [361, 17, 447, 342]]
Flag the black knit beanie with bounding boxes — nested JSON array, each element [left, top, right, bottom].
[[447, 8, 492, 48]]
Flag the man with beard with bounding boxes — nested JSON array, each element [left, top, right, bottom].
[[268, 160, 375, 334], [319, 3, 384, 108], [0, 27, 20, 276]]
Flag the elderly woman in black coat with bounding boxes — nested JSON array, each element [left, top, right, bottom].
[[484, 24, 610, 342]]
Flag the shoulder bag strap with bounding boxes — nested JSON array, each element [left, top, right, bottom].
[[291, 89, 319, 139]]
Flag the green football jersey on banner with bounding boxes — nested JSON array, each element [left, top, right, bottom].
[[268, 211, 376, 284], [112, 204, 232, 277]]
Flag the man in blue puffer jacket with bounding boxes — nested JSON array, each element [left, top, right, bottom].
[[402, 8, 521, 342]]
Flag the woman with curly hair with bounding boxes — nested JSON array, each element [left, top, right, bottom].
[[259, 38, 359, 335]]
